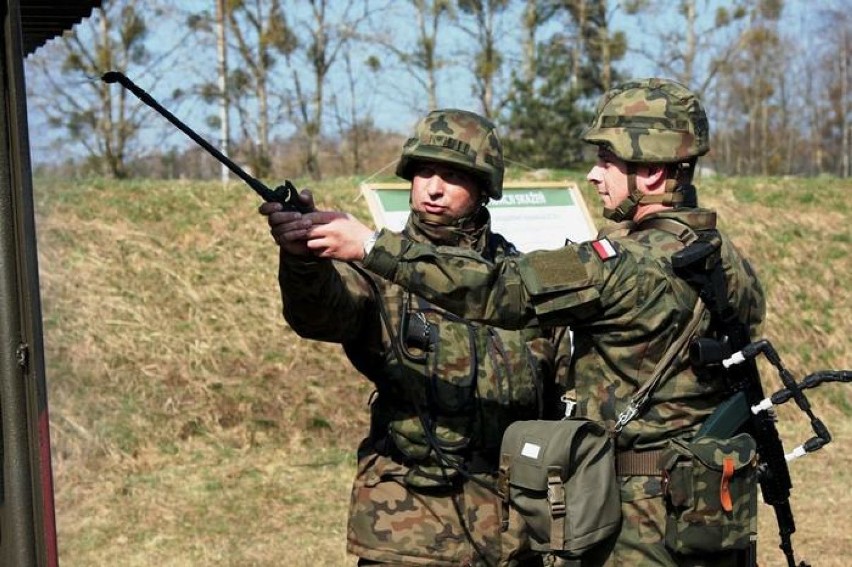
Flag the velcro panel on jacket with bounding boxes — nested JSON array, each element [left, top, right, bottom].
[[363, 228, 409, 279], [518, 248, 600, 319]]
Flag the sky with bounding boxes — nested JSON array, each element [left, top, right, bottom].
[[22, 0, 823, 171]]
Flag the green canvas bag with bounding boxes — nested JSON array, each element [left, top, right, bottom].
[[498, 419, 621, 556]]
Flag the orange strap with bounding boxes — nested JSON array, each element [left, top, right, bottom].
[[720, 457, 734, 512]]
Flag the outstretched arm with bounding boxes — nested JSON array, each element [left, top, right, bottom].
[[299, 211, 606, 331], [304, 219, 541, 329], [258, 193, 376, 343]]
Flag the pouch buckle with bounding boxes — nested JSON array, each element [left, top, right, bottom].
[[546, 467, 566, 517]]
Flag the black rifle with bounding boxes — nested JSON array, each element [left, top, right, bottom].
[[101, 71, 309, 212], [691, 336, 850, 567], [672, 231, 819, 567]]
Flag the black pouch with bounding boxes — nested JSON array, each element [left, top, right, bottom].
[[660, 433, 758, 554]]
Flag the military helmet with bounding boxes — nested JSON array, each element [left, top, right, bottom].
[[582, 78, 710, 163], [396, 109, 505, 199]]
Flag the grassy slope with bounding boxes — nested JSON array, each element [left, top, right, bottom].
[[35, 173, 851, 565]]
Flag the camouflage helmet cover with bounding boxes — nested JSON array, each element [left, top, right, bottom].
[[582, 78, 710, 163], [396, 109, 505, 199]]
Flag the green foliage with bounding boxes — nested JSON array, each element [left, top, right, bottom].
[[503, 37, 593, 169], [365, 54, 381, 71]]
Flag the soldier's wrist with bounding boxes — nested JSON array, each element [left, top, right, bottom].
[[363, 231, 380, 257]]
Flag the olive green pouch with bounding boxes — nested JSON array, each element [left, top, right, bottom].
[[498, 419, 620, 556], [660, 433, 758, 554]]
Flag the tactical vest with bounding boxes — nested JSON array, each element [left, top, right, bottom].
[[347, 233, 556, 489], [384, 292, 552, 487]]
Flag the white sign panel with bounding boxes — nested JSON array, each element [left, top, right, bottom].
[[361, 181, 597, 251]]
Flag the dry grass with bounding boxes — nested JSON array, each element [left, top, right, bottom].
[[35, 173, 850, 565]]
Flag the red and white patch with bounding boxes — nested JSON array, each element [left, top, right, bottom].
[[591, 238, 618, 260]]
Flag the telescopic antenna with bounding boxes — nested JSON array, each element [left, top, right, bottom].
[[101, 71, 305, 211]]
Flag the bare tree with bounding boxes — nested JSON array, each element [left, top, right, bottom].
[[367, 0, 454, 112], [216, 0, 230, 185], [517, 1, 562, 86], [521, 0, 538, 83], [569, 0, 586, 89], [843, 25, 851, 178], [813, 5, 851, 177], [555, 0, 625, 93], [623, 0, 753, 95], [27, 1, 156, 177], [330, 51, 381, 174], [713, 4, 785, 175], [225, 0, 296, 179], [282, 0, 372, 181]]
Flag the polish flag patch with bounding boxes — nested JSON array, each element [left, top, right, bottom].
[[591, 238, 618, 260]]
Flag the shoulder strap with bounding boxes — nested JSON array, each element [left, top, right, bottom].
[[639, 217, 700, 245], [612, 218, 706, 434], [613, 297, 705, 434], [597, 220, 635, 240]]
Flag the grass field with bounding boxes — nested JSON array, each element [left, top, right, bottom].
[[34, 172, 851, 566]]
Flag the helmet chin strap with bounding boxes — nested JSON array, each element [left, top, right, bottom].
[[603, 163, 686, 222], [416, 210, 455, 225], [603, 163, 641, 222]]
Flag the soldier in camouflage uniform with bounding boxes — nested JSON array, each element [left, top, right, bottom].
[[294, 79, 766, 566], [260, 109, 568, 566]]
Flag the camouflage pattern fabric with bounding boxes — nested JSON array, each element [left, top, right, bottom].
[[396, 109, 505, 199], [659, 434, 758, 555], [279, 209, 567, 565], [363, 207, 765, 565], [577, 478, 743, 567], [347, 448, 540, 566], [581, 78, 710, 164]]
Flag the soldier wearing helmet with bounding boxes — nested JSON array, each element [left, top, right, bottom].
[[295, 79, 766, 566], [260, 109, 567, 566], [582, 78, 710, 223], [397, 108, 505, 202]]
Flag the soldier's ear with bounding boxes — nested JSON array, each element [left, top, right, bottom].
[[641, 164, 667, 192]]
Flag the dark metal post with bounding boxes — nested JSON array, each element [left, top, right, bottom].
[[0, 1, 59, 565]]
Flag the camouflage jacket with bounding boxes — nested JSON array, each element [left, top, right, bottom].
[[364, 207, 765, 452], [278, 209, 567, 565]]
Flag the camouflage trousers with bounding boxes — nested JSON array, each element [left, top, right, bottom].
[[569, 476, 745, 567], [347, 449, 543, 566]]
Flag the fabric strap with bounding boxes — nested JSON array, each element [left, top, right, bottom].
[[720, 457, 735, 512], [547, 466, 566, 548], [616, 449, 666, 476]]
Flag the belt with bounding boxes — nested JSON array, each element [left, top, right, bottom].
[[616, 449, 665, 476]]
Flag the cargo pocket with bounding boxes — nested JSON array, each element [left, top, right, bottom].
[[660, 433, 758, 554], [347, 452, 414, 554]]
